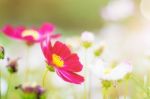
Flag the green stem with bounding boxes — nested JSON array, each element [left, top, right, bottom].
[[25, 46, 30, 81], [42, 69, 48, 87], [83, 48, 87, 99], [102, 88, 108, 99], [124, 80, 128, 99], [89, 72, 92, 99], [132, 75, 150, 98], [70, 85, 76, 99], [5, 74, 13, 99]]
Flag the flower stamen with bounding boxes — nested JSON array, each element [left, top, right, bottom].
[[52, 54, 64, 67], [22, 30, 40, 40]]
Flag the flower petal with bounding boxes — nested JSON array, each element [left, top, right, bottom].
[[63, 54, 83, 72], [41, 38, 52, 62], [38, 23, 55, 34], [108, 62, 132, 80], [56, 69, 84, 84], [52, 41, 71, 59], [2, 25, 25, 39], [50, 34, 61, 39]]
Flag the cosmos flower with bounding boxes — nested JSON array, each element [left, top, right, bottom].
[[101, 0, 134, 21], [81, 31, 95, 48], [41, 38, 84, 84], [91, 59, 132, 81], [1, 23, 60, 45]]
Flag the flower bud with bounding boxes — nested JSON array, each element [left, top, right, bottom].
[[94, 42, 106, 57], [101, 80, 112, 89], [0, 45, 5, 59], [6, 57, 20, 73], [15, 83, 45, 98], [81, 31, 94, 48]]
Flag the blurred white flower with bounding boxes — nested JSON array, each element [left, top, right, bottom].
[[81, 31, 95, 48], [91, 59, 132, 81], [81, 31, 95, 43], [140, 0, 150, 20], [0, 78, 8, 96], [101, 0, 134, 21]]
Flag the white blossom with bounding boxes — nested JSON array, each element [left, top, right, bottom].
[[91, 59, 132, 81]]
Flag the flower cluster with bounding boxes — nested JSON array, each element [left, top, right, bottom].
[[1, 22, 84, 84], [0, 23, 135, 99], [2, 23, 60, 45]]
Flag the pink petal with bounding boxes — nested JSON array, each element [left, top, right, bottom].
[[63, 54, 83, 72], [41, 38, 53, 63], [56, 69, 84, 84], [2, 25, 25, 39], [52, 41, 71, 59], [38, 23, 55, 34], [50, 34, 61, 39]]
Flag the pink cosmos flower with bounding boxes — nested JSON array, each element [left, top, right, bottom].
[[41, 38, 84, 84], [1, 23, 60, 44]]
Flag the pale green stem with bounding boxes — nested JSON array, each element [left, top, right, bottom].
[[132, 75, 150, 98], [102, 88, 108, 99], [42, 69, 48, 87], [25, 46, 30, 81], [89, 71, 92, 99], [5, 74, 13, 99], [83, 48, 88, 99], [124, 80, 128, 99], [70, 85, 77, 99]]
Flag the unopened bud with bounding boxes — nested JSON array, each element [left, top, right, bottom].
[[94, 42, 106, 57], [102, 80, 112, 89], [6, 57, 20, 73], [15, 83, 45, 97]]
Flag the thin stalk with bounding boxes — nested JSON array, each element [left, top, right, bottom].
[[132, 75, 150, 98], [83, 48, 88, 99], [102, 88, 108, 99], [25, 46, 30, 81], [42, 69, 48, 87], [124, 80, 128, 99], [5, 74, 13, 99]]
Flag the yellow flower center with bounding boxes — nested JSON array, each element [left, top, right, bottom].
[[22, 30, 40, 40], [52, 54, 64, 68]]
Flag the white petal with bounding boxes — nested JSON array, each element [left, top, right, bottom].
[[81, 31, 95, 43], [108, 62, 132, 80], [101, 0, 134, 21]]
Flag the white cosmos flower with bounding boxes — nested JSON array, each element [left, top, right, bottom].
[[91, 59, 132, 81], [140, 0, 150, 20], [81, 31, 95, 43], [101, 0, 134, 21], [81, 31, 95, 48]]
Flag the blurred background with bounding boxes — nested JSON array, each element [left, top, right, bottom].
[[0, 0, 150, 99]]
